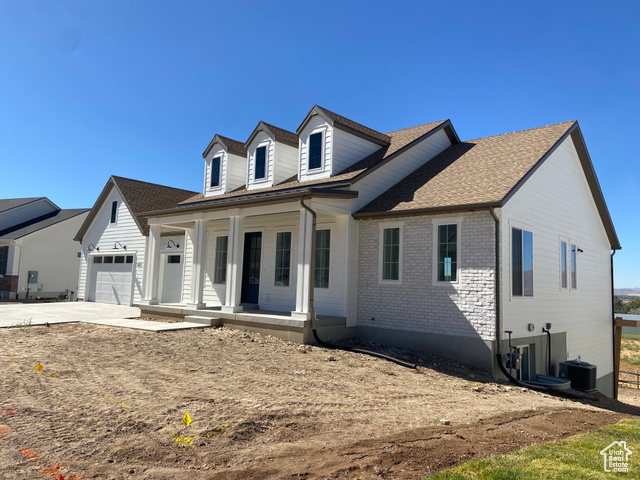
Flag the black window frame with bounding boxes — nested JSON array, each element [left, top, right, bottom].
[[308, 132, 323, 170], [255, 146, 267, 180], [0, 246, 7, 276], [437, 224, 458, 282], [381, 227, 400, 281], [214, 236, 228, 284], [110, 201, 118, 224], [314, 229, 330, 289], [512, 227, 533, 297], [274, 232, 292, 287]]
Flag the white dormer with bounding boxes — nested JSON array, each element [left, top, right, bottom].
[[202, 135, 247, 197], [245, 122, 299, 191], [296, 105, 391, 182]]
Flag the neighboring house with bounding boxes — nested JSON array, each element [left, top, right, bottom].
[[0, 197, 89, 300], [98, 105, 620, 396], [74, 176, 198, 306]]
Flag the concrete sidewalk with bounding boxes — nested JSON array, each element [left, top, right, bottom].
[[0, 302, 206, 332]]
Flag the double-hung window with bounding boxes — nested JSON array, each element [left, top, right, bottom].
[[308, 132, 323, 170], [213, 236, 228, 284], [255, 146, 267, 180], [379, 223, 402, 283], [211, 156, 222, 188], [512, 227, 533, 297], [274, 232, 292, 287], [315, 229, 330, 288]]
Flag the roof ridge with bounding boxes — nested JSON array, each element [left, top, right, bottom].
[[385, 120, 448, 136], [111, 175, 198, 194], [314, 105, 390, 143], [467, 120, 576, 142]]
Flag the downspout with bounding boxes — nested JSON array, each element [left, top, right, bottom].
[[489, 208, 502, 359], [611, 250, 617, 399], [299, 196, 416, 369]]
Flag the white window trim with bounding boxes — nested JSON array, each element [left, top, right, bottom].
[[432, 217, 462, 286], [314, 224, 332, 292], [273, 229, 293, 290], [378, 221, 403, 285], [559, 236, 569, 291], [209, 154, 224, 190], [306, 127, 328, 174], [251, 142, 271, 184], [110, 200, 118, 226], [509, 220, 534, 300], [213, 234, 229, 285]]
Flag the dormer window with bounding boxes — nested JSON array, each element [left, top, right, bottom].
[[210, 156, 222, 187], [255, 146, 267, 180], [309, 132, 323, 170]]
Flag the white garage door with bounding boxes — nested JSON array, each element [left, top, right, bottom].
[[89, 255, 134, 305]]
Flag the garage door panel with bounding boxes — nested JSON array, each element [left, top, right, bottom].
[[89, 257, 134, 306]]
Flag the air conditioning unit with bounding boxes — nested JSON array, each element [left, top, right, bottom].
[[559, 360, 597, 392]]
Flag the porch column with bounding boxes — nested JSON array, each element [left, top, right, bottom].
[[141, 223, 161, 305], [186, 218, 207, 309], [291, 208, 313, 320], [222, 215, 244, 313]]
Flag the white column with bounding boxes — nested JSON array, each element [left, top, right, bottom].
[[141, 223, 160, 305], [222, 215, 244, 313], [292, 209, 313, 320], [344, 215, 359, 326], [186, 218, 207, 309]]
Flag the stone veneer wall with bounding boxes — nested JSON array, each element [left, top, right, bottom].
[[0, 275, 19, 296], [357, 211, 496, 341]]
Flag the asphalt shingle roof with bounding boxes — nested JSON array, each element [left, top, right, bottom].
[[0, 198, 47, 214], [0, 209, 89, 240], [356, 121, 577, 215], [313, 105, 391, 144]]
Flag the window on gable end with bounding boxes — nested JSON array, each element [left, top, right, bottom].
[[211, 156, 222, 188], [255, 146, 267, 180], [571, 243, 577, 289], [512, 227, 533, 297], [110, 201, 117, 224], [309, 132, 323, 170]]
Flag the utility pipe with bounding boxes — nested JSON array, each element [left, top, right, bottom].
[[298, 196, 416, 369]]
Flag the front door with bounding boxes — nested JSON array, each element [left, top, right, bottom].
[[241, 232, 262, 304]]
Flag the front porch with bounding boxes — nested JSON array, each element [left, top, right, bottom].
[[139, 303, 353, 343]]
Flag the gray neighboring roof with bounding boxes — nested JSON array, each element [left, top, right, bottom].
[[202, 134, 248, 158], [355, 121, 620, 250], [297, 105, 392, 145], [0, 209, 89, 240], [245, 121, 299, 148], [0, 197, 49, 214], [74, 176, 199, 242]]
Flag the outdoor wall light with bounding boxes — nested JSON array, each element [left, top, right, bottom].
[[114, 242, 127, 250], [578, 248, 584, 253], [87, 243, 96, 251], [167, 240, 180, 249]]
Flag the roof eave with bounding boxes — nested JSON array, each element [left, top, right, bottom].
[[353, 202, 502, 220]]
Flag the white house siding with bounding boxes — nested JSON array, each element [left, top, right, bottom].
[[0, 199, 58, 232], [203, 219, 229, 306], [351, 129, 452, 211], [274, 143, 299, 185], [203, 146, 226, 197], [332, 129, 381, 176], [247, 132, 275, 190], [16, 213, 88, 298], [181, 228, 194, 303], [77, 187, 146, 304], [299, 116, 332, 182], [357, 212, 496, 340], [226, 153, 247, 193], [501, 135, 613, 378]]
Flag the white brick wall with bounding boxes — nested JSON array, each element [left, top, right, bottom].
[[357, 211, 496, 341]]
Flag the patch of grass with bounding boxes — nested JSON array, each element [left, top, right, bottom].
[[14, 317, 32, 329], [172, 434, 195, 447], [621, 335, 640, 367], [427, 419, 640, 479], [204, 424, 229, 437]]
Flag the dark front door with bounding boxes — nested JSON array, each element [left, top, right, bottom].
[[241, 232, 262, 304]]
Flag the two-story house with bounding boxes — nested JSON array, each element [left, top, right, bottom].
[[83, 105, 620, 396]]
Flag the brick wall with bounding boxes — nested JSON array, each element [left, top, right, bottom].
[[0, 275, 18, 294], [357, 211, 496, 341]]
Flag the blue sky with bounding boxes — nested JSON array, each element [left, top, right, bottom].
[[0, 1, 638, 287]]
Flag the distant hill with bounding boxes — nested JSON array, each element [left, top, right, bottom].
[[615, 288, 640, 297]]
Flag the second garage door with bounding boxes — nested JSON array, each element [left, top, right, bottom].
[[89, 255, 134, 305]]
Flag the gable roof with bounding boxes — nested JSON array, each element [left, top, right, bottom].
[[245, 121, 299, 148], [297, 105, 391, 146], [74, 176, 199, 242], [355, 121, 620, 249], [0, 197, 54, 214], [0, 209, 89, 240], [170, 119, 453, 211], [202, 134, 247, 158]]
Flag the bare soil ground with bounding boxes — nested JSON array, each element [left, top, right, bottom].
[[1, 322, 639, 480]]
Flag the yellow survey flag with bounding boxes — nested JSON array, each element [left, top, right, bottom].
[[182, 411, 191, 428], [35, 363, 43, 372]]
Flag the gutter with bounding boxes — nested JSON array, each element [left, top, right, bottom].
[[612, 249, 617, 399]]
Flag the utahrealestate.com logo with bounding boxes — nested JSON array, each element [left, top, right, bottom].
[[600, 441, 632, 473]]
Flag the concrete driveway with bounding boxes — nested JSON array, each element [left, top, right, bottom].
[[0, 302, 140, 328]]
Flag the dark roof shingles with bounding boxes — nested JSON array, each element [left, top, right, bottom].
[[0, 198, 46, 214], [0, 209, 89, 240]]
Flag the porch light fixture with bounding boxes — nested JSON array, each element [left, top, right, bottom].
[[88, 244, 99, 252], [114, 242, 127, 250], [167, 240, 180, 249]]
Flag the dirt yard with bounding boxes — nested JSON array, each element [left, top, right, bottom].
[[1, 322, 639, 480]]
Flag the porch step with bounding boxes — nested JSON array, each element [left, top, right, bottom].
[[184, 315, 222, 327]]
